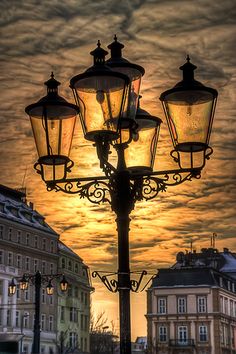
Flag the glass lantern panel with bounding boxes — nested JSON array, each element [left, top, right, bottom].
[[111, 67, 142, 120], [122, 118, 160, 172], [165, 90, 214, 151], [29, 105, 76, 161], [74, 75, 127, 141]]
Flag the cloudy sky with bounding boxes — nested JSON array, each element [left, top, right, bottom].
[[0, 0, 235, 339]]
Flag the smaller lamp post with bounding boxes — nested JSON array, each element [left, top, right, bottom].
[[8, 271, 68, 354]]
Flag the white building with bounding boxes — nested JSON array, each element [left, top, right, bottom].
[[147, 247, 236, 354], [0, 184, 92, 354]]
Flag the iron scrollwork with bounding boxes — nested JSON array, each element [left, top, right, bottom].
[[92, 271, 118, 293], [46, 179, 112, 205]]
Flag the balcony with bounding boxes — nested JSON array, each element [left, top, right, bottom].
[[169, 339, 195, 348]]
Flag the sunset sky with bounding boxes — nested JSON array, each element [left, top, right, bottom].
[[0, 0, 235, 339]]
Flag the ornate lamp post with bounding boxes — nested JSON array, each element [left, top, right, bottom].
[[25, 37, 217, 354], [8, 272, 68, 354]]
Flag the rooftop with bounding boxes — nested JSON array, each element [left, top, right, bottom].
[[0, 184, 57, 235]]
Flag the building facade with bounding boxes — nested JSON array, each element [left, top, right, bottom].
[[0, 184, 92, 354], [147, 247, 236, 354]]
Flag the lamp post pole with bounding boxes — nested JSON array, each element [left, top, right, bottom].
[[114, 169, 133, 354], [25, 37, 218, 354], [31, 271, 41, 354], [9, 272, 68, 354]]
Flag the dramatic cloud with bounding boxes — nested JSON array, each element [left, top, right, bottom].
[[0, 0, 235, 339]]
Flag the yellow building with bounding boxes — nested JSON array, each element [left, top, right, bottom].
[[147, 248, 236, 354]]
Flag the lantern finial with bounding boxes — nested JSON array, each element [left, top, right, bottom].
[[179, 55, 197, 83], [90, 41, 108, 66], [44, 73, 61, 95]]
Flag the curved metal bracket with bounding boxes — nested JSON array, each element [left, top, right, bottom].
[[92, 271, 118, 293], [46, 179, 112, 205]]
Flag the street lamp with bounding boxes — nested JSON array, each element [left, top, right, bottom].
[[8, 271, 68, 354], [25, 37, 218, 354]]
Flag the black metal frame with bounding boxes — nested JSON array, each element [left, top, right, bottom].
[[9, 271, 66, 354], [34, 139, 204, 354]]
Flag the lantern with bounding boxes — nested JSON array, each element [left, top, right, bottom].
[[70, 41, 130, 142], [25, 73, 79, 167], [8, 278, 16, 296], [106, 35, 145, 122], [46, 280, 54, 295], [160, 56, 217, 168], [20, 274, 28, 291], [60, 275, 68, 292], [122, 99, 162, 173]]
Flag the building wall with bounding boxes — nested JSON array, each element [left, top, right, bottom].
[[0, 187, 92, 354], [0, 215, 59, 354], [147, 285, 236, 354]]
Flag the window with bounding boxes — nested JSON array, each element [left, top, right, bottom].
[[224, 298, 228, 315], [49, 315, 53, 331], [61, 258, 66, 269], [60, 306, 65, 321], [8, 228, 12, 241], [85, 292, 88, 306], [15, 311, 20, 327], [26, 233, 30, 246], [50, 263, 54, 274], [49, 294, 53, 305], [199, 325, 208, 342], [23, 313, 29, 328], [25, 289, 29, 301], [42, 288, 46, 304], [17, 254, 22, 269], [17, 230, 21, 243], [178, 326, 187, 344], [8, 252, 13, 266], [75, 263, 78, 273], [178, 297, 186, 313], [68, 260, 72, 271], [25, 257, 30, 271], [50, 241, 54, 253], [7, 309, 11, 326], [16, 285, 20, 299], [34, 259, 38, 273], [41, 314, 46, 331], [158, 298, 167, 314], [23, 345, 28, 354], [232, 283, 235, 292], [42, 261, 46, 274], [0, 250, 3, 264], [159, 326, 167, 342], [197, 296, 207, 313], [42, 239, 46, 251], [34, 236, 38, 248], [0, 225, 3, 238], [70, 307, 77, 322]]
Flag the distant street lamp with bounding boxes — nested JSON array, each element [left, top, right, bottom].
[[8, 271, 68, 354], [25, 36, 217, 354]]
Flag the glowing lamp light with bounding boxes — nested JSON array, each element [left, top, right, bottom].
[[60, 275, 68, 292], [70, 41, 130, 142], [123, 99, 162, 173], [106, 35, 145, 122], [20, 274, 29, 291], [25, 73, 79, 167], [46, 280, 54, 295], [160, 56, 217, 155], [8, 278, 16, 296]]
